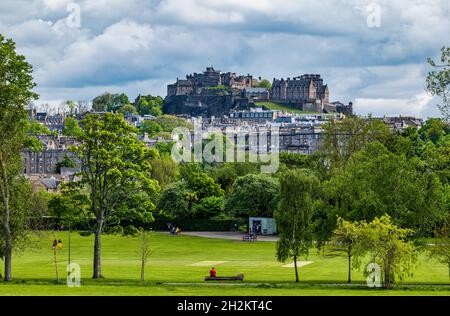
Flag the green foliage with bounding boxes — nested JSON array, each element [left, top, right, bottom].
[[275, 170, 319, 282], [426, 46, 450, 123], [155, 141, 174, 155], [62, 117, 82, 137], [225, 173, 279, 218], [92, 93, 129, 112], [429, 214, 450, 277], [358, 215, 418, 288], [150, 154, 178, 189], [192, 196, 224, 219], [123, 225, 140, 237], [55, 154, 77, 174], [419, 118, 449, 144], [70, 112, 159, 277], [140, 120, 162, 137], [158, 164, 224, 219], [322, 116, 392, 169], [154, 115, 193, 132], [118, 104, 138, 115], [157, 181, 190, 218], [258, 79, 272, 90], [26, 119, 52, 135], [328, 218, 366, 283], [0, 35, 38, 280], [325, 142, 447, 236], [136, 95, 164, 116]]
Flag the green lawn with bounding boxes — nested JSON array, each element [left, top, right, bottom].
[[0, 232, 448, 296], [255, 102, 323, 115]]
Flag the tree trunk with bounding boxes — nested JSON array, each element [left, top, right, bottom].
[[384, 265, 390, 289], [92, 220, 103, 279], [347, 252, 351, 283], [3, 236, 12, 281], [140, 259, 145, 282], [294, 255, 299, 283], [1, 180, 12, 282]]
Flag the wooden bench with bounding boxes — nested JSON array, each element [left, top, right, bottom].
[[205, 274, 244, 281]]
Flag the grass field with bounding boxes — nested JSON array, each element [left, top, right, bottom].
[[255, 102, 323, 115], [0, 232, 449, 296]]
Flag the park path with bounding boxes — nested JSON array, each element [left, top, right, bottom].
[[182, 231, 279, 242]]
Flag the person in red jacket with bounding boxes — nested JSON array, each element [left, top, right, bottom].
[[209, 267, 217, 277]]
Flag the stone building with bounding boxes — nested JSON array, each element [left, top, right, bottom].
[[23, 135, 78, 175], [167, 67, 259, 97], [271, 74, 329, 103]]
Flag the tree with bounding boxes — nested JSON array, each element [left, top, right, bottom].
[[0, 35, 38, 281], [154, 115, 193, 132], [429, 215, 450, 278], [322, 116, 391, 169], [192, 196, 225, 219], [140, 120, 162, 138], [62, 117, 82, 137], [119, 104, 137, 116], [275, 170, 319, 282], [326, 142, 446, 236], [0, 177, 48, 279], [72, 113, 159, 278], [358, 215, 417, 289], [136, 95, 164, 117], [427, 46, 450, 124], [158, 164, 224, 219], [258, 79, 272, 90], [150, 154, 178, 189], [329, 218, 365, 283], [225, 174, 279, 218], [139, 230, 153, 282], [26, 119, 52, 135], [55, 155, 77, 174], [91, 93, 129, 112], [158, 182, 190, 218]]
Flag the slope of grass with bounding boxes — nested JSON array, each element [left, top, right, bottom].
[[0, 232, 448, 295], [255, 102, 322, 115]]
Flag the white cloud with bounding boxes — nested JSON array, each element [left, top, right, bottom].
[[0, 0, 448, 118]]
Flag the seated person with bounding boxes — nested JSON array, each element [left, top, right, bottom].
[[209, 267, 217, 278]]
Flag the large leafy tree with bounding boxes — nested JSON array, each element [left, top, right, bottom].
[[275, 170, 319, 282], [62, 117, 82, 137], [427, 46, 450, 124], [92, 93, 129, 112], [322, 116, 391, 170], [72, 113, 159, 278], [429, 214, 450, 278], [358, 215, 418, 289], [328, 218, 366, 283], [0, 35, 38, 281], [136, 95, 164, 116], [158, 163, 224, 219], [326, 142, 446, 236], [225, 173, 279, 218]]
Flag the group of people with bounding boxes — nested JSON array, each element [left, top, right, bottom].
[[52, 239, 63, 250], [167, 223, 181, 235]]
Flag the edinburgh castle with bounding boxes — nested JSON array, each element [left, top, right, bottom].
[[164, 67, 352, 117]]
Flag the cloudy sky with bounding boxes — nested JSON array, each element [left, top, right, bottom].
[[0, 0, 449, 117]]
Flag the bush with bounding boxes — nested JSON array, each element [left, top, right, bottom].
[[79, 231, 93, 237], [104, 225, 124, 235], [123, 225, 140, 237]]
